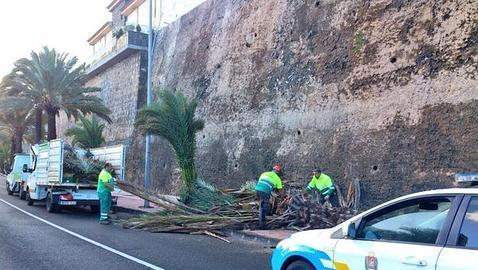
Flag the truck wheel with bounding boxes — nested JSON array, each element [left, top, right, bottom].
[[19, 186, 26, 200], [286, 260, 315, 270], [90, 205, 100, 213], [6, 183, 13, 195], [46, 193, 59, 213], [26, 190, 34, 206]]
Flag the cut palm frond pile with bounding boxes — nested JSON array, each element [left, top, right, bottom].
[[120, 179, 362, 235], [267, 192, 357, 231], [188, 180, 235, 211], [63, 146, 105, 184]]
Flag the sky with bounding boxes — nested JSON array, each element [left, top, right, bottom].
[[0, 0, 110, 78], [0, 0, 205, 79]]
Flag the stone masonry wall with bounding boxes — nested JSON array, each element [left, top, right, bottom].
[[124, 0, 478, 207], [63, 0, 478, 208], [58, 52, 145, 146], [111, 0, 130, 32]]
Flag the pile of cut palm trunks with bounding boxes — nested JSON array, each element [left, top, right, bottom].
[[119, 179, 361, 237]]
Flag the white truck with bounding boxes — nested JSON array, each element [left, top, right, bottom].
[[5, 154, 32, 199], [24, 139, 125, 213]]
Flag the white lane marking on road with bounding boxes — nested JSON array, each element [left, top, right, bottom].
[[0, 198, 165, 270]]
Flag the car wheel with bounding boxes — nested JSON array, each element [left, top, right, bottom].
[[285, 260, 315, 270], [46, 193, 59, 213], [6, 182, 13, 195], [26, 189, 34, 206]]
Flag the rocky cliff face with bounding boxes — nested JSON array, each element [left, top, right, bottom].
[[73, 0, 477, 207]]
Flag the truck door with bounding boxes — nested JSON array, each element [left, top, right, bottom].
[[436, 196, 478, 270], [334, 196, 459, 270]]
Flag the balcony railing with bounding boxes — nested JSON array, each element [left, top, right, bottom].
[[86, 30, 148, 77], [87, 45, 114, 67], [125, 21, 150, 34]]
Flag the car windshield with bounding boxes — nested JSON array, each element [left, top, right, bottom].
[[371, 209, 449, 232]]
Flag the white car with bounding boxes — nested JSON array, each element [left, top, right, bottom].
[[272, 181, 478, 270]]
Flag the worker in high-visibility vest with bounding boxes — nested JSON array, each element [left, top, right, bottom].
[[306, 167, 336, 203], [97, 163, 115, 225], [255, 165, 283, 229]]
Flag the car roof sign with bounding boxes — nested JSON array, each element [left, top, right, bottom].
[[455, 173, 478, 186]]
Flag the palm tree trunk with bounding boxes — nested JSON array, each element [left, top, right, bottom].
[[9, 135, 15, 164], [35, 108, 42, 143], [178, 158, 198, 203], [47, 110, 57, 141], [13, 129, 23, 154]]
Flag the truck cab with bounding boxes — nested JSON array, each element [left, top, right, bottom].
[[5, 154, 32, 199]]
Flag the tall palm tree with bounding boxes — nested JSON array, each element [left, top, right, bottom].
[[7, 47, 112, 141], [135, 89, 205, 201], [2, 66, 43, 143], [0, 140, 10, 173], [0, 77, 33, 157], [65, 116, 105, 149], [0, 109, 32, 157]]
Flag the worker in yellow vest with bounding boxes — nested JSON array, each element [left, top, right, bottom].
[[255, 165, 283, 229], [97, 163, 115, 225], [306, 167, 336, 204]]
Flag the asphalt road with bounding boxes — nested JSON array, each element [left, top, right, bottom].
[[0, 184, 272, 270]]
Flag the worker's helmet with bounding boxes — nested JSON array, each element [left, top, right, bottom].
[[273, 165, 282, 173]]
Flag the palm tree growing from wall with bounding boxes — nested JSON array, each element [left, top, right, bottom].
[[65, 116, 106, 149], [135, 89, 204, 202], [6, 47, 112, 141]]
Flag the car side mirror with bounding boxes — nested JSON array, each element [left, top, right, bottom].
[[346, 222, 357, 239]]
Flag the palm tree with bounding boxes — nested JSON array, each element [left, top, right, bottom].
[[0, 78, 33, 157], [135, 89, 205, 200], [7, 47, 112, 141], [0, 141, 10, 174], [65, 116, 106, 149], [2, 66, 43, 143], [0, 129, 11, 173], [0, 109, 32, 157]]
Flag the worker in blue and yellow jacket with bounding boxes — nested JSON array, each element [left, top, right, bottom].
[[255, 165, 283, 229], [97, 163, 115, 225], [305, 167, 336, 204]]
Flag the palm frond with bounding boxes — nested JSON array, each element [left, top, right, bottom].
[[65, 115, 106, 149]]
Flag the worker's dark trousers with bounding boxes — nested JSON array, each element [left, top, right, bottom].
[[257, 191, 271, 229], [328, 194, 339, 207]]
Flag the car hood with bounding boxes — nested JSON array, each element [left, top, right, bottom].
[[279, 228, 335, 247]]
